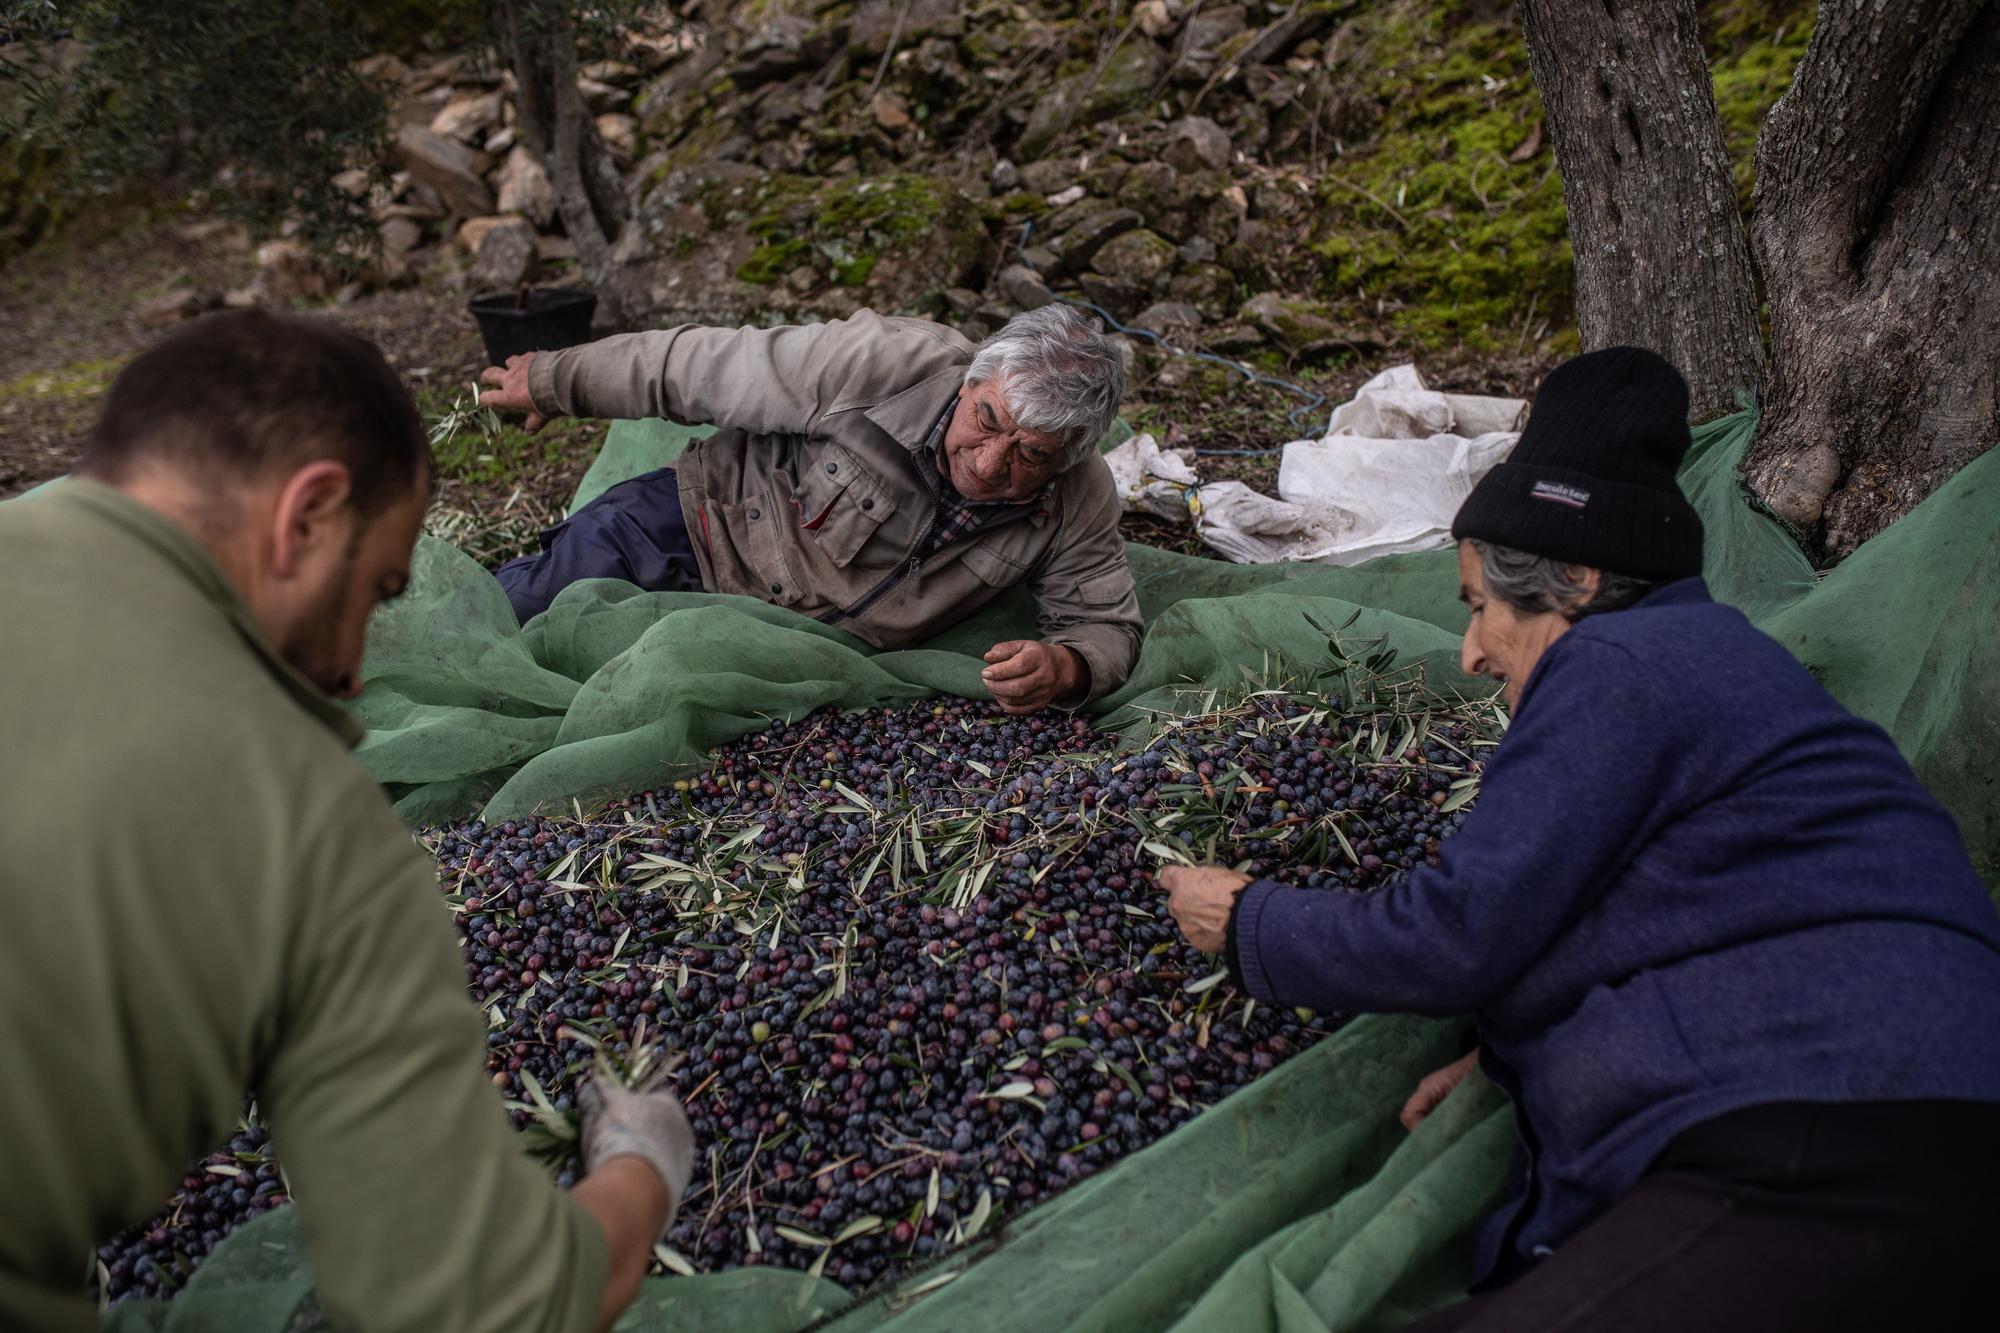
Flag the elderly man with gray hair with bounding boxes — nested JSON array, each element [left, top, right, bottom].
[[480, 305, 1143, 711]]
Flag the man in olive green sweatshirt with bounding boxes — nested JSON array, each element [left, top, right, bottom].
[[0, 311, 691, 1332]]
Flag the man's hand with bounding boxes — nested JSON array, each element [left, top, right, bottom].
[[982, 640, 1087, 714], [573, 1077, 694, 1331], [578, 1077, 694, 1232], [478, 352, 546, 434], [1399, 1048, 1481, 1131], [1159, 864, 1252, 953]]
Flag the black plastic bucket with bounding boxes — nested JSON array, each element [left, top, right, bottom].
[[468, 287, 598, 366]]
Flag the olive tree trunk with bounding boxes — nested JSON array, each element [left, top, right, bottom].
[[1516, 0, 1765, 421], [495, 1, 645, 327], [1743, 0, 2000, 556]]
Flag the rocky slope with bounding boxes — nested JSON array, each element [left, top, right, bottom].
[[313, 0, 1810, 368]]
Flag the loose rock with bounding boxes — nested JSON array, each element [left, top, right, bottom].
[[596, 113, 638, 159], [1135, 0, 1179, 40], [248, 240, 329, 307], [1239, 291, 1353, 356], [871, 90, 913, 133], [495, 147, 557, 229], [1042, 206, 1144, 276], [395, 125, 495, 218], [468, 218, 540, 292], [1134, 300, 1203, 332], [457, 215, 519, 255], [134, 287, 219, 329], [430, 88, 504, 144], [577, 78, 631, 115], [1090, 228, 1178, 286], [996, 264, 1056, 311], [378, 216, 424, 259], [1164, 116, 1232, 175], [331, 168, 374, 199]]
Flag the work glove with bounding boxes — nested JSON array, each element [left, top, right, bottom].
[[579, 1077, 695, 1237]]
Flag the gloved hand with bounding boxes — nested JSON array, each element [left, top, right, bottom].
[[579, 1077, 695, 1235]]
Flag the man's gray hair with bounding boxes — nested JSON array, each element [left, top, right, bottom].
[[966, 303, 1126, 467], [1470, 539, 1662, 621]]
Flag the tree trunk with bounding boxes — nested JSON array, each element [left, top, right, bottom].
[[496, 1, 645, 327], [1744, 0, 2000, 557], [1517, 0, 1764, 421]]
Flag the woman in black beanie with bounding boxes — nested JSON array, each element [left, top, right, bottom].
[[1161, 346, 2000, 1330]]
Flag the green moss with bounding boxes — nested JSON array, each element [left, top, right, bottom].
[[1310, 3, 1569, 352], [645, 120, 750, 196], [996, 191, 1047, 217], [737, 236, 812, 285], [1707, 5, 1815, 203], [816, 173, 967, 244], [1305, 0, 1811, 355], [1304, 0, 1824, 352], [833, 255, 878, 286], [700, 170, 989, 293], [0, 357, 123, 406]]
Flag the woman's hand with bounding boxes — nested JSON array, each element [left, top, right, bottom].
[[1400, 1048, 1481, 1131], [1159, 865, 1251, 953]]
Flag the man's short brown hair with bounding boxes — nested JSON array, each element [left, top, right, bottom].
[[76, 309, 430, 516]]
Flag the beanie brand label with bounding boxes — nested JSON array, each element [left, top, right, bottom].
[[1530, 480, 1590, 510]]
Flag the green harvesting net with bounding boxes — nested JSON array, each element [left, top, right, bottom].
[[102, 410, 2000, 1330]]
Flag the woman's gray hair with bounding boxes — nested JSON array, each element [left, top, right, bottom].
[[1469, 539, 1663, 621], [965, 304, 1126, 467]]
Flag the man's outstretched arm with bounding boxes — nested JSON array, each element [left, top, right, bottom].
[[263, 783, 694, 1332], [480, 311, 965, 439]]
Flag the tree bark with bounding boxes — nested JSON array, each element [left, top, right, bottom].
[[1517, 0, 1764, 420], [496, 1, 644, 327], [1744, 0, 2000, 556]]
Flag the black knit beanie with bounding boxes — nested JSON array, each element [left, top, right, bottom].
[[1451, 346, 1703, 580]]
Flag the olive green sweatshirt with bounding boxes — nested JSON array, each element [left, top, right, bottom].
[[0, 482, 605, 1331]]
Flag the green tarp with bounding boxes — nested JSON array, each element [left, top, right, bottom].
[[104, 410, 2000, 1330]]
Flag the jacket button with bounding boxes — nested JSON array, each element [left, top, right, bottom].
[[826, 462, 838, 475], [861, 497, 874, 511], [748, 508, 760, 520], [770, 583, 783, 595]]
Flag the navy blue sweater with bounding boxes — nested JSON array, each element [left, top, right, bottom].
[[1230, 578, 2000, 1285]]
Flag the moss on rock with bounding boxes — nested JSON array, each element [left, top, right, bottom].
[[737, 236, 812, 285], [644, 168, 992, 321], [1308, 2, 1571, 354], [1707, 3, 1816, 203], [0, 357, 124, 407], [1305, 0, 1813, 356]]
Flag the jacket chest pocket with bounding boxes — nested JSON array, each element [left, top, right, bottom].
[[793, 443, 897, 568], [741, 491, 805, 605], [958, 535, 1034, 587]]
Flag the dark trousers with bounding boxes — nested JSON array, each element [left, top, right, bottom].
[[493, 467, 704, 623], [1405, 1099, 2000, 1332]]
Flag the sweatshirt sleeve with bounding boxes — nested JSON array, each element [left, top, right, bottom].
[[1231, 636, 1687, 1016], [259, 780, 607, 1333]]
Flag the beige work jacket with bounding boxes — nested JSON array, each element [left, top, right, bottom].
[[527, 310, 1144, 700]]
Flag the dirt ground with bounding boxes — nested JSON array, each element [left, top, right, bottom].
[[0, 206, 1544, 563], [0, 206, 492, 490]]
